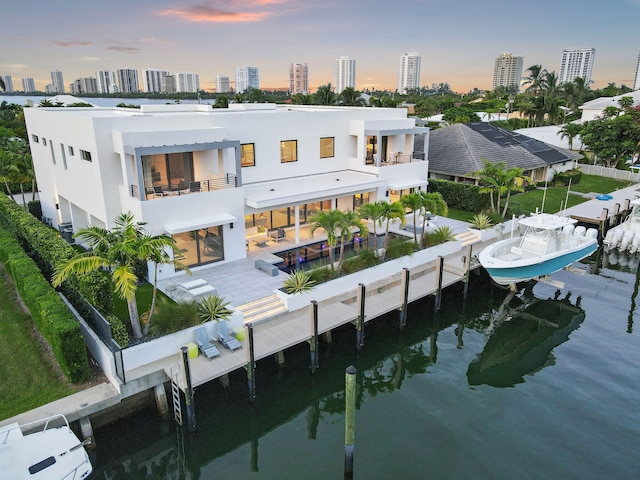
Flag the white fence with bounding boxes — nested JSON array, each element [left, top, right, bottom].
[[580, 164, 640, 182]]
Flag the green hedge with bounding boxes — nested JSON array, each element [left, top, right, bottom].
[[428, 179, 491, 212], [0, 194, 112, 314], [552, 169, 582, 187], [0, 228, 89, 382]]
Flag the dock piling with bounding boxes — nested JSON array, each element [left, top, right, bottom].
[[356, 283, 366, 350], [181, 346, 196, 433], [463, 245, 472, 301], [435, 256, 444, 312], [399, 268, 410, 328], [310, 300, 319, 374], [344, 365, 357, 479], [246, 323, 256, 401]]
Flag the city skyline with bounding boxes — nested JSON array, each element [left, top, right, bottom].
[[2, 0, 639, 93]]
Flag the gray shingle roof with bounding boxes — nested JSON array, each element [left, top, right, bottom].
[[427, 123, 581, 177]]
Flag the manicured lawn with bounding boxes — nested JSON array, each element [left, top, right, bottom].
[[446, 209, 476, 223], [112, 282, 171, 334], [508, 175, 633, 216], [0, 270, 75, 420]]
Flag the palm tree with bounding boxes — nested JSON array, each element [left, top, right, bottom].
[[419, 192, 448, 236], [382, 202, 406, 250], [0, 149, 18, 197], [338, 87, 365, 106], [358, 201, 387, 255], [472, 159, 508, 214], [52, 212, 180, 339], [558, 123, 582, 150], [313, 83, 337, 106], [214, 95, 229, 108], [401, 192, 424, 244], [335, 210, 368, 271], [290, 93, 313, 105], [522, 65, 547, 97], [501, 168, 533, 217], [309, 209, 343, 271]]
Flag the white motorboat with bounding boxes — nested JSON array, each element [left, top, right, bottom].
[[0, 414, 92, 479], [603, 198, 640, 253], [478, 213, 598, 286]]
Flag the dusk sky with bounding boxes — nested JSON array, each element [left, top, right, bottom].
[[2, 0, 639, 93]]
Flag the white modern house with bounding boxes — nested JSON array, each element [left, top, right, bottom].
[[579, 90, 640, 122], [25, 103, 429, 280]]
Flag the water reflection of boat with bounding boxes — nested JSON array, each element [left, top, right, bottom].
[[467, 291, 585, 388], [478, 213, 598, 287]]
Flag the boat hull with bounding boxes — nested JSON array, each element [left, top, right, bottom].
[[481, 241, 597, 285]]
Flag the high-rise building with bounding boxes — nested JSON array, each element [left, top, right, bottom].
[[216, 74, 231, 93], [70, 77, 98, 95], [634, 52, 640, 91], [22, 77, 36, 93], [143, 69, 169, 93], [492, 52, 524, 91], [1, 75, 14, 92], [558, 48, 596, 84], [174, 72, 200, 93], [162, 75, 176, 94], [334, 56, 356, 94], [96, 71, 118, 94], [51, 70, 65, 94], [117, 68, 139, 93], [289, 63, 309, 95], [398, 53, 421, 93], [235, 66, 259, 93]]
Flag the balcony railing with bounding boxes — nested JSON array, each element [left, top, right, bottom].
[[131, 174, 238, 200], [366, 151, 426, 166]]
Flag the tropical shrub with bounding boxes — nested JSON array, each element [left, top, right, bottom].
[[107, 314, 130, 348], [283, 270, 316, 294], [148, 297, 201, 336], [341, 249, 378, 275], [470, 213, 493, 230], [197, 294, 233, 322], [422, 226, 456, 248], [552, 169, 582, 186], [385, 237, 416, 260], [428, 179, 491, 212]]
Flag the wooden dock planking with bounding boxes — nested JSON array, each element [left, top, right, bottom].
[[165, 252, 479, 391]]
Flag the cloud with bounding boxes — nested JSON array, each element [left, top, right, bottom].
[[106, 46, 141, 53], [52, 40, 94, 47], [157, 0, 291, 23]]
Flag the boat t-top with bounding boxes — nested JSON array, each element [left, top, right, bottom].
[[478, 213, 598, 287]]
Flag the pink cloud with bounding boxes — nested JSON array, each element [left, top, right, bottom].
[[52, 41, 93, 47], [157, 0, 291, 23]]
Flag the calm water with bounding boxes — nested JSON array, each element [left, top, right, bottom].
[[0, 94, 205, 107], [90, 252, 640, 479]]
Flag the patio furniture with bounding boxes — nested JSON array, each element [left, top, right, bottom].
[[269, 228, 286, 243], [255, 259, 278, 276], [194, 327, 220, 359], [215, 321, 242, 350], [153, 185, 167, 196]]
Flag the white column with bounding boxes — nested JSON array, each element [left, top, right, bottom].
[[295, 205, 300, 244]]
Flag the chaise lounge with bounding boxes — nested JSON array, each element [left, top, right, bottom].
[[194, 326, 220, 359], [215, 321, 242, 351]]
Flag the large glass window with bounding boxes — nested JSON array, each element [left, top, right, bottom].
[[320, 137, 334, 158], [173, 225, 224, 269], [142, 152, 194, 194], [241, 143, 255, 167], [280, 140, 297, 163]]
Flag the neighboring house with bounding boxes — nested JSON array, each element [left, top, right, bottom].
[[514, 125, 584, 151], [579, 90, 640, 122], [427, 123, 581, 184], [24, 103, 429, 279]]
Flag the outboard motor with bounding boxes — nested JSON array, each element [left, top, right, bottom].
[[630, 235, 640, 254], [610, 228, 625, 249], [620, 230, 635, 252], [585, 228, 598, 239], [573, 226, 587, 236]]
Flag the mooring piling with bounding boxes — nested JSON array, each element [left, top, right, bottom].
[[246, 323, 256, 401], [181, 346, 196, 433], [310, 300, 319, 374], [356, 283, 366, 350], [463, 245, 472, 301], [435, 255, 444, 311], [344, 365, 357, 479], [399, 267, 410, 328]]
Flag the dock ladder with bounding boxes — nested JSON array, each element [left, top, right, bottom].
[[170, 363, 183, 426]]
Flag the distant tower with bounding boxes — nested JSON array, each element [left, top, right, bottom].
[[289, 63, 309, 94], [558, 48, 596, 84], [143, 69, 169, 93], [634, 51, 640, 91], [235, 66, 259, 93], [117, 68, 140, 93], [492, 52, 524, 91], [216, 74, 231, 93], [334, 56, 356, 94], [96, 71, 118, 94], [1, 75, 14, 92], [174, 72, 200, 93], [398, 53, 421, 93], [22, 77, 35, 93], [50, 70, 65, 94]]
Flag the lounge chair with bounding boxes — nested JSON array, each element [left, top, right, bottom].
[[153, 185, 167, 196], [195, 326, 220, 359], [215, 321, 242, 350]]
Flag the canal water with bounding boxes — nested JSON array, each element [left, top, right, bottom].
[[90, 253, 640, 479]]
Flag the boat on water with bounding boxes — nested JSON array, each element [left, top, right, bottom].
[[603, 198, 640, 253], [478, 213, 598, 286], [0, 414, 92, 479]]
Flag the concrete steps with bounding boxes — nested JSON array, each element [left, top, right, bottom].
[[455, 230, 481, 247], [235, 294, 287, 325]]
